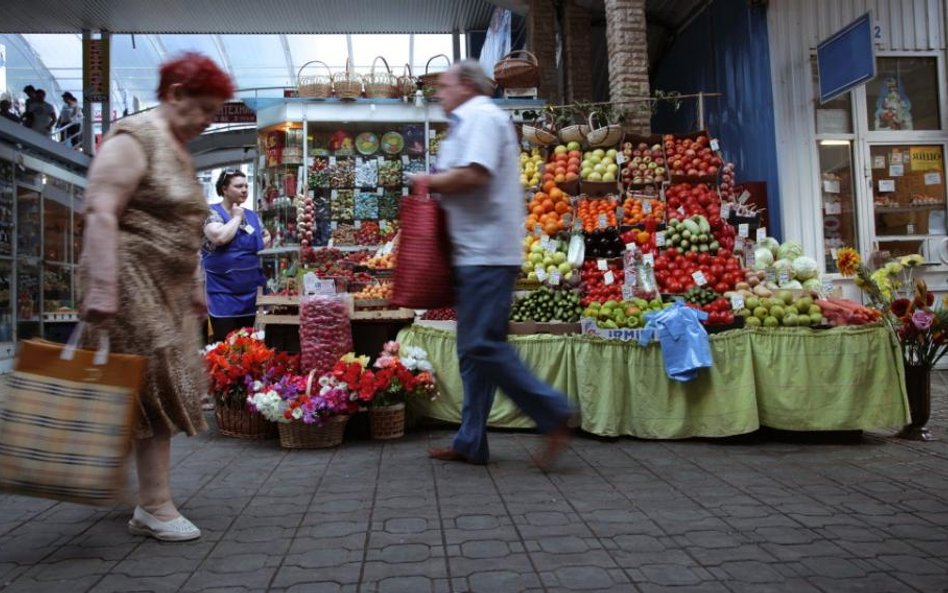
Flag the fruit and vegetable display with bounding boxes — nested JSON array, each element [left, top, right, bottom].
[[577, 197, 617, 232], [520, 148, 546, 188], [662, 133, 721, 178], [521, 235, 581, 286], [420, 307, 456, 321], [525, 186, 572, 236], [621, 141, 666, 185], [352, 281, 393, 301], [510, 288, 583, 323], [734, 290, 825, 328], [580, 260, 624, 306], [621, 196, 665, 226], [548, 144, 582, 184], [580, 148, 620, 183], [582, 297, 670, 329]]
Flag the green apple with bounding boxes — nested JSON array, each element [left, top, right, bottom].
[[527, 271, 538, 281], [558, 262, 572, 274], [521, 261, 533, 274], [567, 141, 582, 151], [542, 256, 554, 267], [530, 243, 544, 254], [605, 163, 619, 174], [588, 171, 603, 181], [546, 264, 558, 273], [587, 155, 602, 165], [593, 148, 606, 158], [605, 148, 618, 160], [553, 145, 568, 155], [552, 252, 567, 264], [602, 172, 616, 182], [593, 163, 606, 174], [529, 253, 543, 264]]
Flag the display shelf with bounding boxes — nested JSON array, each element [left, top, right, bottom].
[[873, 205, 945, 213], [259, 246, 300, 256]]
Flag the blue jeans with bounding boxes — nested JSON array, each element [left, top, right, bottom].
[[452, 265, 574, 463]]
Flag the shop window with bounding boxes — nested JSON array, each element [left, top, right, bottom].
[[871, 144, 946, 259], [43, 178, 71, 263], [812, 59, 853, 134], [866, 57, 941, 131], [818, 142, 858, 273]]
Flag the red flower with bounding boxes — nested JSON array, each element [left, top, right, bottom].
[[891, 298, 912, 318]]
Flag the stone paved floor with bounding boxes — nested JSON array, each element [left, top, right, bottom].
[[1, 376, 947, 593]]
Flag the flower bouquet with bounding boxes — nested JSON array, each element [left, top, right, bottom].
[[836, 249, 946, 439], [366, 341, 439, 439], [247, 354, 369, 448], [204, 328, 299, 439]]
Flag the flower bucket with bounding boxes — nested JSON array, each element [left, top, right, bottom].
[[278, 415, 349, 449], [369, 403, 406, 440], [215, 405, 277, 440]]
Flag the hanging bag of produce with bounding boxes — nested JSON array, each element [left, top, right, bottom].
[[638, 301, 712, 382], [299, 293, 353, 377], [392, 180, 454, 309]]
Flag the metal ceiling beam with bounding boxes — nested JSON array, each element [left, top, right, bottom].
[[278, 34, 296, 87], [211, 34, 237, 81], [3, 34, 63, 98]]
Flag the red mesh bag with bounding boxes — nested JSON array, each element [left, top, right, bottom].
[[392, 182, 454, 309]]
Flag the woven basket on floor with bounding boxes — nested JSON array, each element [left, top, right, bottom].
[[278, 415, 349, 449], [369, 403, 406, 440], [215, 404, 277, 440]]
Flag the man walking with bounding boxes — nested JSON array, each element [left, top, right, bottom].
[[412, 60, 573, 469]]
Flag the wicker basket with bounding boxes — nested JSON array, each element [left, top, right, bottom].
[[334, 58, 363, 100], [396, 64, 417, 98], [559, 124, 589, 145], [215, 404, 277, 440], [278, 415, 349, 449], [494, 50, 539, 89], [585, 112, 624, 148], [369, 403, 406, 440], [296, 60, 333, 98], [418, 54, 451, 95], [364, 56, 397, 99]]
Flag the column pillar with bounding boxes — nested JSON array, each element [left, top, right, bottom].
[[604, 0, 650, 134]]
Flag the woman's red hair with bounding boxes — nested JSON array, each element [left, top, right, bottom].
[[156, 52, 234, 100]]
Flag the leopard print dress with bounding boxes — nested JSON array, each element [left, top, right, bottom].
[[80, 111, 209, 438]]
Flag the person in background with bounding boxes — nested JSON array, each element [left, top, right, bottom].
[[201, 169, 268, 341], [57, 92, 82, 146], [26, 89, 56, 136], [411, 60, 574, 469], [20, 85, 36, 128], [0, 100, 20, 124], [79, 52, 234, 542]]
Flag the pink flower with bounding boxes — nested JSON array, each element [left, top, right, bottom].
[[912, 310, 935, 331]]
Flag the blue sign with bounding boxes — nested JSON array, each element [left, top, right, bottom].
[[817, 12, 876, 103]]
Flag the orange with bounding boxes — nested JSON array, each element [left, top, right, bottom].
[[549, 187, 564, 201], [554, 201, 569, 215], [554, 173, 566, 183], [531, 205, 545, 217], [544, 222, 559, 236], [542, 180, 556, 193], [541, 198, 554, 211]]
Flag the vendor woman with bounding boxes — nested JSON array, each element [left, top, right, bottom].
[[202, 169, 268, 340]]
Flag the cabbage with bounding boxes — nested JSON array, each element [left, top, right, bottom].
[[772, 258, 794, 276], [792, 256, 819, 280], [753, 248, 774, 270], [778, 240, 804, 262], [779, 279, 803, 289], [802, 278, 822, 291], [758, 236, 781, 258]]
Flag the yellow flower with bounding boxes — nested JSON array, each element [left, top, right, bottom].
[[339, 353, 370, 368], [835, 247, 861, 276], [871, 269, 893, 299], [884, 261, 903, 275], [900, 254, 924, 268]]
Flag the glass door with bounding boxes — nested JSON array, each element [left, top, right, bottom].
[[16, 171, 43, 341], [0, 159, 13, 356]]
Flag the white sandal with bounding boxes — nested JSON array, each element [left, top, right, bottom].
[[128, 506, 201, 541]]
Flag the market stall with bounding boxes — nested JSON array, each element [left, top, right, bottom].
[[399, 324, 910, 439]]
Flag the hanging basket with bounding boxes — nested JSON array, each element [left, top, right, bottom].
[[522, 112, 557, 147], [493, 50, 540, 89], [364, 56, 398, 99], [369, 402, 406, 440], [278, 415, 349, 449], [585, 112, 624, 148], [296, 60, 333, 99], [334, 58, 363, 100], [418, 54, 451, 95], [558, 124, 589, 145], [215, 404, 277, 440], [396, 63, 417, 98]]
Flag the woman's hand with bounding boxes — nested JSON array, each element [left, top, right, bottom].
[[230, 205, 245, 222]]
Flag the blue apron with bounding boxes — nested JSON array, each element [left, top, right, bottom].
[[202, 203, 267, 317]]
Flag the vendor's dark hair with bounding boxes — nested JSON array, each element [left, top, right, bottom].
[[215, 169, 246, 197]]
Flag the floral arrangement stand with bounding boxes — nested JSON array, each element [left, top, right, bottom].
[[369, 402, 406, 440], [215, 405, 277, 440], [278, 415, 349, 449], [836, 249, 942, 441]]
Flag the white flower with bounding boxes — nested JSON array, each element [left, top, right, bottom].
[[404, 346, 427, 360], [417, 360, 433, 372], [318, 375, 331, 387], [400, 356, 418, 370], [291, 407, 303, 420]]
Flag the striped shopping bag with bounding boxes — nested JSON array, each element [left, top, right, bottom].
[[0, 330, 144, 505]]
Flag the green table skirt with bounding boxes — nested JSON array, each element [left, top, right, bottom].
[[397, 324, 910, 439]]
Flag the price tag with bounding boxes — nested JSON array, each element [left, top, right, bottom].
[[730, 294, 745, 311], [402, 187, 409, 196], [692, 271, 708, 286], [616, 206, 625, 221], [331, 189, 338, 200], [756, 227, 767, 242], [735, 237, 744, 252], [778, 269, 791, 285], [603, 270, 615, 285], [738, 189, 751, 204], [643, 253, 654, 266], [534, 224, 543, 237], [821, 278, 835, 297], [745, 246, 756, 268], [765, 268, 777, 284], [622, 285, 635, 300], [597, 259, 608, 271], [830, 248, 839, 260], [710, 138, 720, 151], [642, 199, 652, 214], [720, 203, 731, 219], [534, 266, 548, 282], [549, 269, 561, 286], [616, 153, 627, 166], [330, 221, 338, 230], [573, 217, 582, 232], [562, 213, 573, 227], [738, 224, 750, 238], [329, 156, 337, 167], [377, 186, 384, 195], [381, 242, 395, 256], [549, 239, 560, 252], [401, 155, 410, 165], [678, 206, 686, 216], [598, 213, 607, 229], [824, 201, 842, 215], [540, 234, 551, 251], [354, 220, 362, 229], [906, 223, 915, 234], [655, 231, 666, 247]]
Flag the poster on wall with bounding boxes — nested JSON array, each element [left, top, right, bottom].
[[873, 77, 913, 130], [909, 146, 943, 172]]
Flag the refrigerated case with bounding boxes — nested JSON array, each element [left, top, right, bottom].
[[0, 144, 87, 367]]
